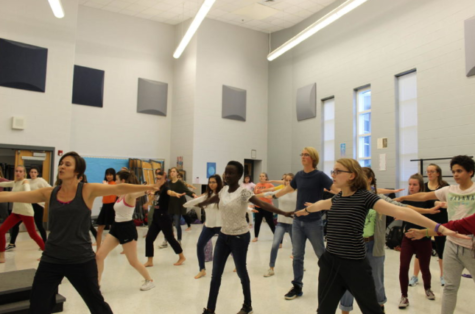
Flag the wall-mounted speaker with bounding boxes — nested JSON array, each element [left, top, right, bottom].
[[222, 85, 246, 122], [0, 38, 48, 92], [296, 83, 316, 121], [72, 65, 105, 108], [137, 78, 168, 116], [465, 16, 475, 77]]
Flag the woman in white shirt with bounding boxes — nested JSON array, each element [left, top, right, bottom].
[[0, 166, 45, 263], [9, 166, 51, 248], [189, 161, 292, 314], [193, 175, 224, 279], [95, 170, 155, 291], [260, 173, 296, 278]]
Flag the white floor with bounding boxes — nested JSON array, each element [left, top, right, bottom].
[[1, 224, 474, 314]]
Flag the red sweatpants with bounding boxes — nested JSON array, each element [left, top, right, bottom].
[[0, 213, 45, 252]]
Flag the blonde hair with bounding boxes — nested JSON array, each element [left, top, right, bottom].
[[304, 147, 320, 169], [336, 158, 368, 192]]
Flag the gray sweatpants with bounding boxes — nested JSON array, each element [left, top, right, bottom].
[[442, 240, 475, 314]]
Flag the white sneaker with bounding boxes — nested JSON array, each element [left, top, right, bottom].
[[399, 296, 409, 309], [263, 269, 275, 277], [408, 276, 418, 286], [158, 241, 168, 249], [140, 280, 156, 291]]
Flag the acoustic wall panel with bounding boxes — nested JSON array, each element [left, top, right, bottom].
[[222, 85, 246, 122], [296, 83, 316, 121], [137, 78, 168, 116], [465, 17, 475, 77], [0, 38, 48, 92], [72, 65, 105, 108]]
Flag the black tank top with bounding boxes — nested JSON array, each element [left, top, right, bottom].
[[41, 182, 96, 264]]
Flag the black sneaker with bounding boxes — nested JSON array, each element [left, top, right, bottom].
[[284, 286, 303, 300], [202, 308, 214, 314], [5, 244, 15, 251], [237, 304, 253, 314]]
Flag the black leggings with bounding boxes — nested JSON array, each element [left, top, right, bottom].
[[254, 207, 275, 238], [146, 212, 182, 257], [30, 259, 112, 314], [433, 236, 446, 259], [10, 203, 47, 244]]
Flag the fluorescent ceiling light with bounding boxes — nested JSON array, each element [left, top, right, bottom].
[[267, 0, 367, 61], [48, 0, 65, 19], [173, 0, 216, 59]]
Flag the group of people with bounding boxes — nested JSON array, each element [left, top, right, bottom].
[[0, 148, 474, 314]]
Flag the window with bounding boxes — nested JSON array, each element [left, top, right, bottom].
[[322, 98, 335, 176], [355, 87, 371, 167], [396, 71, 418, 194]]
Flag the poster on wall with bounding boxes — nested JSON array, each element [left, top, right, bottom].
[[177, 156, 183, 170], [340, 143, 346, 157], [207, 162, 216, 178]]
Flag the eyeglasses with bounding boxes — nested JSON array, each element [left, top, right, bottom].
[[300, 153, 311, 157], [426, 170, 436, 174], [331, 170, 351, 175]]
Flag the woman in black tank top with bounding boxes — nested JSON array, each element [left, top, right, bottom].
[[0, 152, 159, 314]]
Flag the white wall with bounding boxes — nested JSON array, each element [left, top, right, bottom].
[[0, 0, 79, 155], [192, 19, 269, 182], [268, 0, 475, 187], [72, 6, 174, 162]]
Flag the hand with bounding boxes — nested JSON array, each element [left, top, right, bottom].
[[405, 229, 425, 240], [102, 180, 108, 185], [175, 192, 186, 198], [435, 201, 447, 208], [192, 194, 197, 198], [394, 197, 403, 202], [264, 192, 274, 197], [394, 188, 405, 193], [264, 195, 273, 199], [251, 209, 259, 213], [22, 179, 29, 185], [283, 211, 294, 218], [426, 205, 441, 215], [304, 202, 314, 207], [295, 209, 309, 217], [439, 225, 471, 240], [190, 186, 197, 190]]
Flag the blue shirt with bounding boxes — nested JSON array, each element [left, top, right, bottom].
[[290, 170, 333, 221]]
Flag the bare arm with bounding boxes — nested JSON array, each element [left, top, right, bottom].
[[167, 190, 186, 198], [248, 196, 292, 217], [198, 194, 220, 207], [0, 181, 14, 188], [373, 199, 454, 236], [274, 185, 295, 198], [328, 184, 340, 194], [407, 204, 441, 215], [268, 180, 284, 184], [0, 187, 52, 204], [88, 183, 157, 199], [377, 188, 404, 194], [295, 199, 332, 216], [395, 191, 438, 202]]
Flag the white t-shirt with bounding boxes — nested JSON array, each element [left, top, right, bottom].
[[435, 184, 475, 248], [188, 193, 222, 228], [29, 178, 51, 207], [219, 186, 253, 235], [275, 191, 296, 225], [0, 181, 33, 216]]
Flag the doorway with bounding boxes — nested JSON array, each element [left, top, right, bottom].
[[244, 159, 262, 184]]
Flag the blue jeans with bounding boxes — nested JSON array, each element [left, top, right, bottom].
[[171, 214, 182, 241], [340, 240, 387, 311], [269, 222, 292, 268], [292, 218, 325, 289], [197, 226, 221, 271], [207, 232, 251, 311]]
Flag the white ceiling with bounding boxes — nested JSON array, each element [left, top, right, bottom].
[[79, 0, 338, 33]]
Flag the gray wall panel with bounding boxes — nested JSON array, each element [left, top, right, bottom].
[[222, 85, 246, 121], [137, 78, 168, 116]]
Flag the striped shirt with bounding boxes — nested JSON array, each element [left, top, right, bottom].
[[326, 189, 380, 260]]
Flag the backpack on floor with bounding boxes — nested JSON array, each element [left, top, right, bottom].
[[386, 220, 404, 249]]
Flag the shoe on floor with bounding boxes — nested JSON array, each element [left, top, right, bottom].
[[284, 285, 303, 300], [440, 276, 446, 286], [408, 276, 418, 286], [5, 244, 15, 251], [140, 280, 156, 291], [425, 289, 435, 300], [236, 304, 253, 314], [398, 296, 409, 309], [158, 241, 168, 249], [263, 269, 275, 277]]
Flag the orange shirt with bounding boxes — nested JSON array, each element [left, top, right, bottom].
[[254, 183, 275, 205], [102, 181, 117, 204]]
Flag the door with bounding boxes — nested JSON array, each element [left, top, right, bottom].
[[15, 150, 52, 222]]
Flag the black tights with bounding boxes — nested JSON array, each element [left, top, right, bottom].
[[253, 207, 275, 238]]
